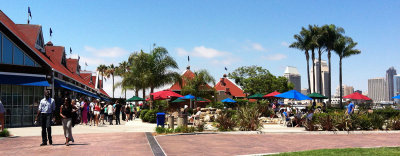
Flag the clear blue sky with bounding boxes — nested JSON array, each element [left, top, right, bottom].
[[1, 0, 400, 97]]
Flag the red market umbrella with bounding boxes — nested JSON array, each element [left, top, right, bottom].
[[263, 91, 281, 98], [150, 89, 183, 100], [343, 92, 371, 100], [145, 98, 150, 101]]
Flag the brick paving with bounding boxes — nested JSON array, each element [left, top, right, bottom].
[[0, 132, 153, 156], [156, 133, 400, 156]]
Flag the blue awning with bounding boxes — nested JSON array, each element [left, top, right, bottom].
[[0, 73, 50, 86], [55, 80, 100, 99]]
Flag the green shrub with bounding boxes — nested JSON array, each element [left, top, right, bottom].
[[196, 122, 205, 132], [144, 109, 159, 123], [369, 113, 385, 130], [181, 126, 195, 133], [140, 109, 149, 121], [165, 128, 174, 134], [374, 108, 400, 119], [215, 110, 236, 131], [0, 129, 10, 137], [155, 127, 166, 134], [236, 106, 263, 131], [388, 116, 400, 130], [207, 102, 224, 109], [352, 114, 372, 130], [318, 113, 334, 131], [174, 126, 182, 133]]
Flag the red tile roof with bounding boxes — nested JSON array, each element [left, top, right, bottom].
[[66, 58, 78, 74], [170, 69, 212, 91], [0, 10, 109, 98], [45, 45, 64, 64], [214, 76, 246, 97]]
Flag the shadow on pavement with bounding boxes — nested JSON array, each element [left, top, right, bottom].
[[51, 143, 89, 146]]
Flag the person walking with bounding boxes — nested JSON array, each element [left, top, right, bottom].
[[114, 100, 122, 125], [107, 102, 114, 125], [75, 99, 81, 125], [35, 90, 55, 146], [89, 99, 95, 126], [60, 98, 77, 146], [100, 101, 106, 125], [125, 104, 130, 122], [94, 101, 101, 126], [81, 98, 88, 125], [346, 100, 355, 115], [0, 99, 5, 131]]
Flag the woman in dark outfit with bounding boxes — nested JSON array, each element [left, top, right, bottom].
[[60, 98, 77, 146]]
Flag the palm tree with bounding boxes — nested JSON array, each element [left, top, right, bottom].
[[323, 24, 345, 106], [96, 64, 108, 89], [316, 26, 327, 95], [334, 36, 361, 108], [106, 64, 117, 98], [128, 50, 151, 99], [181, 69, 216, 108], [290, 27, 312, 94], [147, 46, 181, 94], [307, 25, 319, 93], [116, 61, 129, 98]]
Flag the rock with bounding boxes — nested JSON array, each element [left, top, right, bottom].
[[204, 115, 211, 122]]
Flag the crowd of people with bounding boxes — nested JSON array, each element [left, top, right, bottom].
[[34, 90, 143, 146]]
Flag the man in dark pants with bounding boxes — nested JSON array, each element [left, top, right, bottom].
[[114, 100, 122, 125], [35, 90, 55, 146]]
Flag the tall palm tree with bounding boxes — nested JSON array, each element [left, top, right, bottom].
[[129, 50, 151, 99], [106, 64, 117, 98], [182, 70, 216, 108], [116, 61, 129, 98], [316, 26, 327, 95], [96, 64, 108, 89], [334, 36, 361, 108], [290, 27, 312, 94], [147, 47, 181, 94], [307, 25, 319, 93], [323, 24, 345, 106]]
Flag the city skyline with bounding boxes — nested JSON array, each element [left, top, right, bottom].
[[1, 1, 399, 98]]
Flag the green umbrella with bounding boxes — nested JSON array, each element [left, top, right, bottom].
[[248, 93, 265, 99], [195, 97, 207, 102], [126, 96, 145, 102], [171, 98, 186, 103], [307, 93, 328, 99]]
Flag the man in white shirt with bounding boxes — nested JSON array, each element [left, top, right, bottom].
[[107, 102, 114, 125], [35, 90, 55, 146]]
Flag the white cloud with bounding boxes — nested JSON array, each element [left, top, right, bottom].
[[84, 46, 129, 58], [263, 54, 287, 61], [281, 41, 290, 47], [251, 43, 265, 51], [176, 46, 229, 58]]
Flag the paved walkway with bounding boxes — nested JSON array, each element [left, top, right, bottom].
[[156, 133, 400, 156], [7, 119, 156, 137], [0, 132, 152, 156]]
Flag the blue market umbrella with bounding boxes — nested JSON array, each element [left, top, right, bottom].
[[274, 90, 312, 100], [179, 94, 196, 99], [221, 98, 237, 103], [393, 95, 400, 99]]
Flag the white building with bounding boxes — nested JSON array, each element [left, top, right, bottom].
[[310, 59, 329, 96], [335, 85, 354, 97], [368, 77, 388, 103], [284, 66, 301, 92]]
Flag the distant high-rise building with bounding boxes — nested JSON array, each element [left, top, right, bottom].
[[284, 66, 301, 92], [386, 67, 397, 101], [393, 74, 400, 103], [301, 88, 310, 95], [336, 85, 354, 97], [368, 77, 388, 103], [310, 59, 329, 96]]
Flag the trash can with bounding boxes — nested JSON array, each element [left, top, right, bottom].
[[156, 112, 166, 127]]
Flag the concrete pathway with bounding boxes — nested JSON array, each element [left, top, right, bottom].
[[156, 133, 400, 156], [0, 132, 153, 156], [7, 119, 156, 137]]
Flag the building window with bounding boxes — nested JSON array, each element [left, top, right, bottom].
[[13, 47, 24, 65], [2, 35, 13, 64], [24, 54, 35, 66]]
